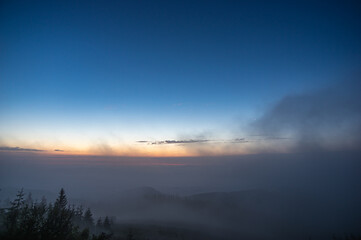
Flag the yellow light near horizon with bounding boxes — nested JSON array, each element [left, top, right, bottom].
[[42, 141, 251, 157], [1, 137, 253, 157]]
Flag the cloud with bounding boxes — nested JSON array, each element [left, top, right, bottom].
[[0, 146, 44, 152], [134, 137, 253, 156], [250, 79, 361, 152], [247, 135, 291, 141], [54, 149, 64, 152], [137, 139, 210, 145], [137, 138, 253, 145], [231, 138, 249, 143]]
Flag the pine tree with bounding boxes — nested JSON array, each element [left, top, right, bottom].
[[12, 188, 25, 209], [55, 188, 68, 209], [43, 188, 74, 240], [83, 208, 94, 227], [5, 188, 25, 235], [96, 217, 103, 228], [73, 205, 84, 227], [103, 216, 111, 231]]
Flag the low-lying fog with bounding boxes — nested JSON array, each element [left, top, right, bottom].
[[1, 150, 360, 239]]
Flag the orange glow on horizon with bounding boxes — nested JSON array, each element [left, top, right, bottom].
[[0, 142, 251, 157]]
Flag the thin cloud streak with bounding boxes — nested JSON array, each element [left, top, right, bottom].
[[137, 139, 210, 145], [0, 146, 44, 152], [136, 138, 254, 145]]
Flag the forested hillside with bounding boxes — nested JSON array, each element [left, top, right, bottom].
[[0, 188, 112, 240]]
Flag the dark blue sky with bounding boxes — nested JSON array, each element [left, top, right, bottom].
[[1, 0, 360, 156]]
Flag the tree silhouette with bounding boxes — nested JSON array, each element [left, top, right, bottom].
[[96, 217, 102, 228], [84, 208, 94, 227], [5, 188, 25, 237], [42, 188, 74, 240], [0, 188, 112, 240], [56, 188, 68, 208], [103, 216, 111, 232]]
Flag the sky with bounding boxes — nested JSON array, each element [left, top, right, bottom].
[[1, 0, 361, 157]]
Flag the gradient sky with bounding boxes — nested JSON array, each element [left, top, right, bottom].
[[1, 0, 360, 156]]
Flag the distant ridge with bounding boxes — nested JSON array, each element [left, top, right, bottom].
[[122, 186, 163, 198]]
